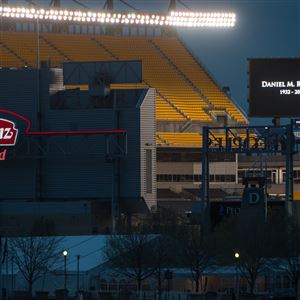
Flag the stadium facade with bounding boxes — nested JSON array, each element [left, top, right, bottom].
[[0, 7, 299, 235]]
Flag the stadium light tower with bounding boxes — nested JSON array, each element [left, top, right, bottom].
[[53, 0, 60, 7], [49, 0, 60, 7], [105, 0, 114, 11], [169, 0, 176, 11], [0, 6, 236, 28]]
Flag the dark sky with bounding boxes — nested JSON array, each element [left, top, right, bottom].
[[8, 0, 300, 124], [178, 0, 300, 124]]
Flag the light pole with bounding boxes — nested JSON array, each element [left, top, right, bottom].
[[11, 255, 14, 296], [296, 256, 300, 300], [234, 252, 240, 300], [76, 255, 80, 293], [63, 250, 68, 298]]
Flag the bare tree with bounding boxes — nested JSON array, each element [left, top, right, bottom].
[[103, 231, 156, 295], [177, 225, 216, 293], [151, 234, 175, 299], [143, 207, 182, 298], [9, 236, 63, 295], [274, 214, 300, 299], [236, 215, 270, 295], [215, 213, 272, 296]]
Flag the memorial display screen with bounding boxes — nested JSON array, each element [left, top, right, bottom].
[[248, 58, 300, 117]]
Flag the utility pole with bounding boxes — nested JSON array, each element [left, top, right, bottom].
[[62, 251, 68, 299], [0, 237, 2, 300], [76, 255, 80, 293], [0, 239, 3, 300], [11, 256, 13, 298]]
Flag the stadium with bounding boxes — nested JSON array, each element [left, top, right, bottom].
[[0, 0, 300, 237]]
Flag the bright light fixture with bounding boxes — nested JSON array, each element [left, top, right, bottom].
[[0, 6, 236, 28]]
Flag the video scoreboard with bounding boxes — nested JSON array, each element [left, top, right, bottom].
[[248, 58, 300, 117]]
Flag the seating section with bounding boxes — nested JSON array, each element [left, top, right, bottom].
[[294, 191, 300, 200], [0, 43, 24, 67], [96, 36, 212, 122], [0, 32, 65, 67], [157, 132, 256, 148], [44, 33, 112, 62], [156, 96, 186, 121], [157, 132, 202, 147], [152, 37, 247, 124]]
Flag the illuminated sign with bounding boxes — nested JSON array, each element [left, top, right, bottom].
[[248, 58, 300, 117], [0, 118, 18, 161], [294, 119, 300, 141], [210, 201, 284, 226], [0, 118, 18, 146]]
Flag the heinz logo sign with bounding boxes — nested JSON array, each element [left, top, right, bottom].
[[0, 118, 18, 146]]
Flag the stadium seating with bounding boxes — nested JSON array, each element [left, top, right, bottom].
[[156, 97, 186, 121], [96, 36, 212, 122], [0, 32, 64, 67], [157, 132, 256, 148], [294, 191, 300, 200], [157, 132, 202, 147], [152, 37, 247, 124]]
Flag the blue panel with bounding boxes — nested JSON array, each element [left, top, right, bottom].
[[63, 60, 142, 85], [0, 69, 38, 199], [0, 69, 38, 128], [0, 160, 36, 199], [119, 109, 141, 198], [0, 69, 144, 202]]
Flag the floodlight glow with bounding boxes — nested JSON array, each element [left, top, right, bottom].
[[0, 5, 236, 28]]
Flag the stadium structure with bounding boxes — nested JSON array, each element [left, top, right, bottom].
[[0, 0, 299, 236]]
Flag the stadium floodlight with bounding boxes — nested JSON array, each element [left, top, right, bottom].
[[0, 5, 236, 28]]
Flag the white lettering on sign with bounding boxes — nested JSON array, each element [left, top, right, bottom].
[[294, 131, 300, 138], [249, 192, 260, 204], [0, 128, 14, 139], [226, 207, 240, 215], [261, 80, 300, 88], [261, 81, 286, 88], [0, 118, 18, 147]]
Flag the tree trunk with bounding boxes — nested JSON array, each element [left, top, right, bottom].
[[28, 279, 33, 299], [195, 271, 200, 293], [137, 277, 142, 298], [157, 268, 162, 300], [249, 279, 256, 296], [294, 277, 299, 300]]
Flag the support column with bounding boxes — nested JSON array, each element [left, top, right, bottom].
[[111, 91, 120, 233], [285, 123, 294, 215], [0, 237, 2, 300], [201, 127, 209, 214]]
